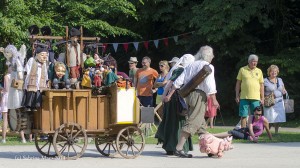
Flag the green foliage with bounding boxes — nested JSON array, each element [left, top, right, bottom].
[[0, 0, 140, 47]]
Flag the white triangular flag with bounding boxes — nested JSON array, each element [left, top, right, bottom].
[[173, 36, 178, 43], [113, 43, 118, 52], [133, 42, 139, 51], [154, 40, 159, 48]]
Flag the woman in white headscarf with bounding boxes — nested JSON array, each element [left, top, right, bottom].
[[155, 54, 195, 155]]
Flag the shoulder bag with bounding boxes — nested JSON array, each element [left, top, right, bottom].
[[284, 92, 294, 113], [264, 92, 275, 107]]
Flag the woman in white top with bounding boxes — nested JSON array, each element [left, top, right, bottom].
[[263, 65, 286, 135]]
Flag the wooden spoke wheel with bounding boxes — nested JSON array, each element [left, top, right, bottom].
[[95, 136, 117, 157], [34, 133, 57, 157], [116, 126, 145, 159], [53, 123, 87, 160], [8, 108, 32, 134], [8, 109, 22, 131]]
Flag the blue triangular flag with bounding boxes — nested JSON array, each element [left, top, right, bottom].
[[133, 42, 139, 51], [154, 40, 159, 48], [113, 43, 118, 52], [173, 36, 178, 43]]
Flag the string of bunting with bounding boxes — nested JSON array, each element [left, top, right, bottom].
[[102, 31, 195, 53]]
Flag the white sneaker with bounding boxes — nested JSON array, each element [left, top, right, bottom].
[[21, 139, 27, 143], [1, 139, 6, 144]]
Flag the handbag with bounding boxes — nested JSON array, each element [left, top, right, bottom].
[[11, 79, 24, 90], [284, 93, 294, 113], [264, 92, 275, 107]]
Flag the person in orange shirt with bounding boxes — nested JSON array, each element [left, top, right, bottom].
[[135, 56, 159, 107]]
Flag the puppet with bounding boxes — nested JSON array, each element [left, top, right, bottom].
[[199, 133, 233, 158], [22, 45, 48, 111], [67, 27, 81, 84], [0, 44, 26, 109]]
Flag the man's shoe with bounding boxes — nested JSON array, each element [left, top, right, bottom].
[[174, 150, 193, 158]]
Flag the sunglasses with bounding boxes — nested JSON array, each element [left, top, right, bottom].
[[254, 106, 262, 112], [255, 114, 262, 116]]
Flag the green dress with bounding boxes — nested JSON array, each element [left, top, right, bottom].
[[155, 67, 193, 154]]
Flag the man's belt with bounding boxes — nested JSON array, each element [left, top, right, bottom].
[[178, 64, 212, 98]]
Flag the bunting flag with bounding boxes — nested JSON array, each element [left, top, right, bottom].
[[102, 43, 108, 53], [123, 43, 129, 52], [133, 42, 139, 50], [154, 40, 159, 48], [100, 31, 194, 53], [163, 38, 169, 47], [143, 41, 149, 50], [173, 36, 178, 43], [113, 43, 118, 52]]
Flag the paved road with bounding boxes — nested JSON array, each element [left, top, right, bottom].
[[0, 143, 300, 168]]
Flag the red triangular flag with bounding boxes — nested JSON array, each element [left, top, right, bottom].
[[123, 43, 129, 53], [143, 41, 149, 50], [182, 33, 189, 39], [102, 43, 108, 53], [163, 38, 169, 46]]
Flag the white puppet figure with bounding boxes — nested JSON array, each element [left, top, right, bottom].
[[67, 27, 81, 84], [22, 45, 48, 111], [0, 44, 26, 109]]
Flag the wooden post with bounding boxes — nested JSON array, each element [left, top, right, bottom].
[[65, 26, 69, 67]]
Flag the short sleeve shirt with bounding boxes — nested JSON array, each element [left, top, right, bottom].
[[237, 66, 264, 100], [135, 68, 159, 96]]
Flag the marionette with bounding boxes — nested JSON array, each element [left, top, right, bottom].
[[81, 68, 92, 89], [48, 62, 70, 89], [94, 53, 103, 68], [22, 45, 49, 111], [0, 44, 26, 110], [67, 27, 81, 84], [93, 70, 102, 87]]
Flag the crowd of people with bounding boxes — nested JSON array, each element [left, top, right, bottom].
[[0, 43, 288, 158]]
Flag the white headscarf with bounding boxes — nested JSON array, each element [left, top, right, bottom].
[[165, 54, 195, 81]]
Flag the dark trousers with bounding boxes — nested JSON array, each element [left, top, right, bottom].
[[138, 96, 153, 107]]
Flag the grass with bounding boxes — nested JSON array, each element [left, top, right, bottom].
[[1, 115, 299, 146], [145, 127, 300, 144]]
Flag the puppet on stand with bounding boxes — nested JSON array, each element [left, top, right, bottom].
[[22, 45, 48, 111], [0, 44, 27, 143], [67, 27, 81, 87], [0, 44, 26, 109]]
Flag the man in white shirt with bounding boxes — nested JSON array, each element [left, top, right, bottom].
[[169, 46, 220, 158]]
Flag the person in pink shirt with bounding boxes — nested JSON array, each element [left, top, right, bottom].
[[213, 106, 272, 142]]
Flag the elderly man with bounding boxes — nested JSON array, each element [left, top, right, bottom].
[[167, 46, 219, 158], [235, 54, 264, 128], [135, 56, 158, 107]]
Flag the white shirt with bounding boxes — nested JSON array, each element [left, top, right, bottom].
[[24, 57, 48, 90], [173, 60, 217, 95]]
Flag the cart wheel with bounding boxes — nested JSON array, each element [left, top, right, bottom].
[[53, 123, 87, 160], [34, 133, 57, 157], [95, 136, 117, 157], [116, 126, 145, 159]]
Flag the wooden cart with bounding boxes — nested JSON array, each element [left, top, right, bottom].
[[10, 84, 145, 160]]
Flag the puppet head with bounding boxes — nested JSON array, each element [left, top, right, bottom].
[[54, 62, 66, 79], [3, 45, 17, 60], [35, 45, 48, 63]]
